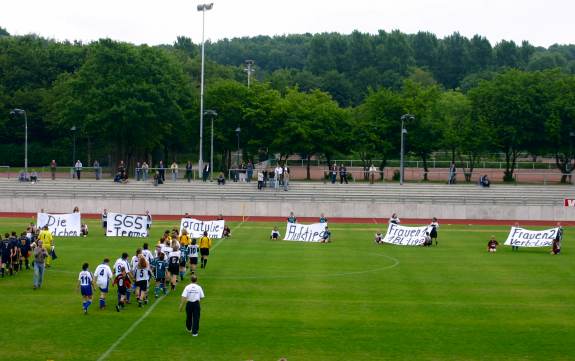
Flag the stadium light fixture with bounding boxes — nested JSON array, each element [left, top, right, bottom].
[[197, 2, 214, 177], [205, 110, 218, 180]]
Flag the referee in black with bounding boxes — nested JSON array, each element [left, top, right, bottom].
[[179, 274, 205, 336]]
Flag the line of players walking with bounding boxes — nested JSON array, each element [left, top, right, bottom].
[[77, 228, 213, 315]]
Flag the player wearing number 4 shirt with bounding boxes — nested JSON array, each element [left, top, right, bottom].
[[77, 263, 94, 315], [94, 259, 113, 310]]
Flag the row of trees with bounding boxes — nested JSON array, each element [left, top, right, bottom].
[[1, 28, 574, 181]]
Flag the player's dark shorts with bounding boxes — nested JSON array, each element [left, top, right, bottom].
[[430, 229, 438, 238], [168, 264, 179, 275], [156, 277, 165, 284], [189, 257, 198, 265], [135, 280, 148, 292], [200, 248, 209, 256], [179, 258, 186, 267], [80, 285, 92, 297], [102, 221, 107, 228], [1, 255, 9, 264], [118, 286, 127, 296]]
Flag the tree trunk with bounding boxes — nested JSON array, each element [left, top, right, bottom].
[[379, 159, 387, 181], [555, 153, 574, 184], [422, 155, 429, 181], [306, 154, 311, 180], [503, 148, 516, 182]]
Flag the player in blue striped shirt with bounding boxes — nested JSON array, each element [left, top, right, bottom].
[[77, 263, 94, 315]]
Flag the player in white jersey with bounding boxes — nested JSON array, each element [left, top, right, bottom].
[[167, 245, 181, 291], [94, 258, 113, 310], [188, 239, 199, 274], [129, 248, 142, 303], [77, 263, 94, 315], [142, 243, 154, 266], [113, 253, 130, 276], [134, 256, 151, 307]]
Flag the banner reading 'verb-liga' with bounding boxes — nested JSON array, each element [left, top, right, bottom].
[[284, 222, 327, 242], [180, 218, 225, 239], [382, 223, 430, 246], [504, 227, 559, 247], [37, 212, 81, 237], [106, 212, 148, 237]]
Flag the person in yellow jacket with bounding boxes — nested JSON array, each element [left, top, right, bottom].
[[37, 226, 54, 267], [198, 231, 212, 269]]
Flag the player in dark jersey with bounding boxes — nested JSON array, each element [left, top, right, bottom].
[[167, 245, 181, 291], [153, 253, 168, 297], [18, 233, 31, 270], [113, 267, 132, 312]]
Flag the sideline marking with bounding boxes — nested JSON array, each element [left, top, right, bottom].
[[96, 221, 244, 361]]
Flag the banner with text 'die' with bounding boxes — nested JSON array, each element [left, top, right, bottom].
[[504, 227, 559, 247], [37, 212, 81, 237], [383, 223, 430, 246], [179, 218, 225, 239], [106, 213, 148, 237], [284, 222, 327, 242]]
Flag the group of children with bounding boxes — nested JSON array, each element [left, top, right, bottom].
[[76, 228, 214, 315], [269, 212, 332, 243], [374, 214, 440, 246]]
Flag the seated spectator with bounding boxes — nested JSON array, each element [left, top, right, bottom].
[[153, 171, 163, 186], [223, 225, 231, 238], [18, 170, 29, 182], [479, 174, 490, 188], [30, 171, 39, 183], [217, 172, 225, 185], [80, 224, 89, 237], [374, 231, 383, 244], [487, 236, 499, 253], [270, 226, 280, 240], [321, 227, 331, 243], [114, 172, 123, 183]]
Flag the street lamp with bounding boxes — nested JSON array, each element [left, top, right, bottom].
[[244, 60, 255, 87], [197, 2, 214, 177], [400, 114, 414, 185], [10, 109, 28, 176], [204, 110, 218, 180], [235, 126, 241, 167], [71, 126, 77, 167]]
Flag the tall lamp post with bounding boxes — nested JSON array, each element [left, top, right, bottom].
[[71, 126, 77, 166], [235, 126, 241, 167], [10, 108, 28, 176], [400, 114, 414, 185], [204, 110, 218, 180], [244, 60, 255, 87], [197, 2, 214, 177]]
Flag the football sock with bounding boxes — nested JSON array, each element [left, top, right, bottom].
[[99, 298, 105, 309], [179, 271, 184, 280], [86, 300, 92, 310], [203, 259, 207, 268]]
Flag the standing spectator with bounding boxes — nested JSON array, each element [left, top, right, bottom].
[[330, 163, 337, 184], [142, 161, 149, 181], [75, 160, 83, 180], [257, 170, 264, 190], [136, 162, 142, 181], [448, 161, 456, 184], [171, 161, 179, 182], [283, 165, 290, 191], [93, 160, 101, 180], [246, 160, 254, 182], [185, 161, 193, 182], [50, 160, 57, 180], [158, 161, 165, 182], [274, 164, 283, 189], [179, 274, 205, 336], [33, 240, 49, 289], [117, 160, 126, 179], [202, 163, 210, 182], [101, 209, 108, 235], [339, 164, 348, 184], [389, 213, 400, 225], [369, 164, 377, 184]]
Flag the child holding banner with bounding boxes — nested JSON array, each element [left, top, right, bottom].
[[429, 217, 439, 246], [487, 236, 499, 253]]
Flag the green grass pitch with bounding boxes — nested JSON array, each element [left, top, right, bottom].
[[0, 218, 573, 361]]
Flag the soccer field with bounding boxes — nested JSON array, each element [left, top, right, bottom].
[[0, 218, 573, 361]]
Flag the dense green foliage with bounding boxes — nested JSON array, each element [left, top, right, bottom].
[[1, 28, 575, 181], [0, 218, 573, 360]]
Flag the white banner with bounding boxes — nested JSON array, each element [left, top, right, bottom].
[[504, 227, 559, 248], [106, 213, 148, 237], [179, 218, 225, 239], [382, 223, 430, 246], [37, 212, 81, 237], [283, 222, 327, 242]]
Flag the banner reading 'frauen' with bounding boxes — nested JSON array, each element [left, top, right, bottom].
[[382, 223, 430, 246], [504, 227, 559, 248], [179, 218, 225, 239], [106, 213, 148, 237], [283, 222, 327, 242], [36, 212, 81, 237]]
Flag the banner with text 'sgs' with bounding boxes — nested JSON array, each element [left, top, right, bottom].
[[106, 213, 148, 237]]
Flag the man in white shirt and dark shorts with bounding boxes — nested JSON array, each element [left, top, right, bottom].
[[179, 274, 205, 336]]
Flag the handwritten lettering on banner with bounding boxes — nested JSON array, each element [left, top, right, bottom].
[[179, 218, 224, 239], [383, 223, 430, 246], [37, 213, 81, 237], [504, 227, 558, 248], [107, 213, 148, 237], [284, 223, 327, 242]]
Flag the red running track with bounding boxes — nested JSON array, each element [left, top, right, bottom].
[[0, 212, 572, 226]]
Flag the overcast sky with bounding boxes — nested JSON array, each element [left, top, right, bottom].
[[1, 0, 573, 48]]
